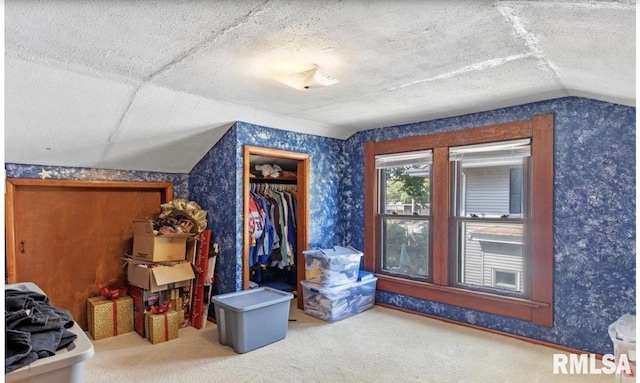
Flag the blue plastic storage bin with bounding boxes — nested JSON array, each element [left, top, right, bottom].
[[211, 287, 293, 353]]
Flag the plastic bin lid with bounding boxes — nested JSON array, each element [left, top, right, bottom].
[[6, 281, 46, 296], [211, 287, 293, 312], [303, 246, 363, 258], [609, 314, 636, 343]]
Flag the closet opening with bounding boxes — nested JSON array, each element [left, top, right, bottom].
[[243, 145, 310, 309]]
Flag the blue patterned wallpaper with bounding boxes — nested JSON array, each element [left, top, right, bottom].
[[188, 122, 344, 296], [341, 97, 636, 355], [189, 125, 239, 295], [4, 163, 188, 197]]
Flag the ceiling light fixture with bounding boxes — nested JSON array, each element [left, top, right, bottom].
[[277, 63, 339, 90]]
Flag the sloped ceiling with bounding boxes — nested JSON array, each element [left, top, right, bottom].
[[4, 0, 636, 173]]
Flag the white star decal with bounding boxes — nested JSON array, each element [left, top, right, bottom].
[[38, 168, 53, 179]]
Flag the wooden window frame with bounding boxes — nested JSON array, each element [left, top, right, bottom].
[[364, 114, 554, 326]]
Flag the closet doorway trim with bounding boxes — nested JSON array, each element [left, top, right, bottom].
[[243, 145, 310, 309]]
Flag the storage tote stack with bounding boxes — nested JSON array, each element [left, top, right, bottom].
[[301, 246, 377, 322]]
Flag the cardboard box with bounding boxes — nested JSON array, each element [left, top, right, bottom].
[[86, 296, 133, 340], [132, 220, 193, 262], [127, 260, 195, 292], [145, 310, 180, 344], [185, 237, 197, 264], [128, 285, 159, 337], [167, 288, 192, 327]]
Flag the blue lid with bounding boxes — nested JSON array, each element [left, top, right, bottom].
[[358, 270, 375, 281], [211, 287, 293, 312]]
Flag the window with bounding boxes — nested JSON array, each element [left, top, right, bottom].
[[376, 150, 432, 280], [492, 269, 521, 291], [364, 114, 554, 326], [450, 139, 529, 297]]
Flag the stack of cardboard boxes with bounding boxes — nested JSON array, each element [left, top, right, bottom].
[[87, 196, 212, 344], [126, 219, 196, 344]]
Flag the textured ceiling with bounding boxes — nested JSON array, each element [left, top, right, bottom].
[[4, 0, 636, 173]]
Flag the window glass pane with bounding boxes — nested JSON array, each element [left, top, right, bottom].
[[378, 153, 431, 215], [509, 168, 522, 214], [455, 221, 524, 293], [458, 161, 525, 217], [494, 270, 518, 289], [451, 139, 529, 218], [381, 217, 430, 279]]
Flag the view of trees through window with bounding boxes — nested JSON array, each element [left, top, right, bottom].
[[380, 165, 431, 279], [384, 169, 430, 212]]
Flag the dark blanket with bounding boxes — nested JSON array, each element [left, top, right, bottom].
[[5, 289, 77, 373]]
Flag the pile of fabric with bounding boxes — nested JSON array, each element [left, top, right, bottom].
[[5, 289, 77, 373], [252, 164, 297, 179]]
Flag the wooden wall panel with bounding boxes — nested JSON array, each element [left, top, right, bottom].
[[6, 179, 173, 330]]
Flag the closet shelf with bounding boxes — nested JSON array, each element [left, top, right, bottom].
[[249, 177, 297, 184]]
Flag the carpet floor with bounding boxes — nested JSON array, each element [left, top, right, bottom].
[[84, 301, 616, 383]]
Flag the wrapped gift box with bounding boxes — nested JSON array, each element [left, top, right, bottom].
[[129, 285, 190, 337], [87, 296, 133, 340], [145, 310, 180, 344]]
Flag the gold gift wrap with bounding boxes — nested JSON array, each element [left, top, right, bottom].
[[145, 310, 179, 344], [87, 296, 134, 340]]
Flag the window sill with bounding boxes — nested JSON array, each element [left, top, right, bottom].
[[375, 274, 552, 326]]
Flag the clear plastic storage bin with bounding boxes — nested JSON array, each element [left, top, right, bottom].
[[301, 273, 377, 322], [608, 314, 636, 382], [303, 246, 363, 287], [5, 282, 95, 383]]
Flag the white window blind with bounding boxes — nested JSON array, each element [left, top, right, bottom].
[[375, 150, 433, 169], [449, 139, 530, 166]]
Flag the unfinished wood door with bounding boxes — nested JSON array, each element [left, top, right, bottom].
[[6, 179, 173, 330]]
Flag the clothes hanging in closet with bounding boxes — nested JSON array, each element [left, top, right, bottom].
[[248, 183, 297, 283]]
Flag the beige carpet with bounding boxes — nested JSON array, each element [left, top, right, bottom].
[[84, 301, 614, 383]]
